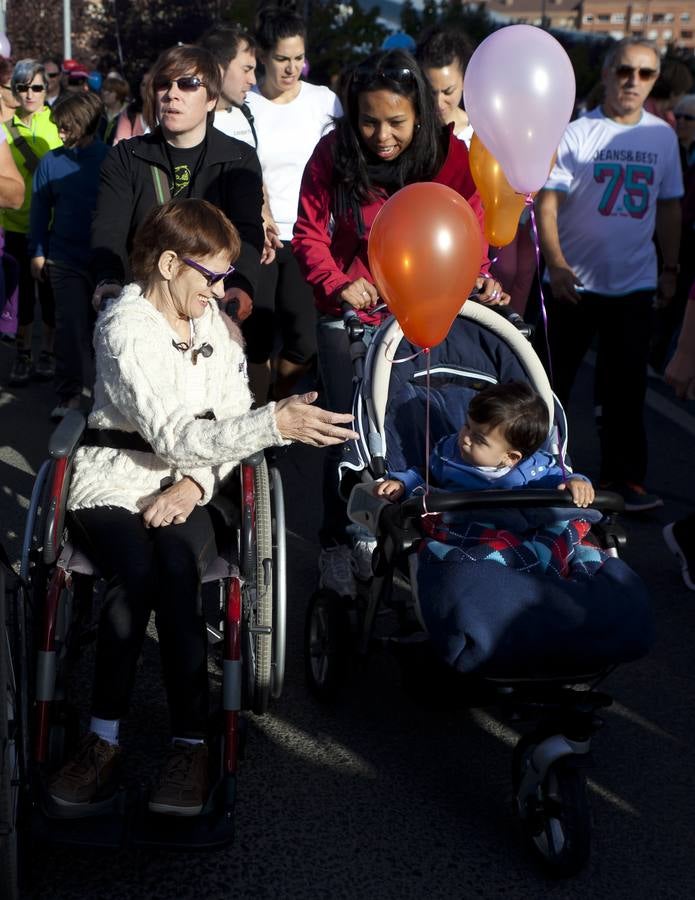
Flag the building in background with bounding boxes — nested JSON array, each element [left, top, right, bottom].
[[484, 0, 695, 51]]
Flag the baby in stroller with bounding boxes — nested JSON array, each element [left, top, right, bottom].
[[375, 381, 595, 508]]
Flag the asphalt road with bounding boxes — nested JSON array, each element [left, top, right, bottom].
[[1, 331, 694, 900]]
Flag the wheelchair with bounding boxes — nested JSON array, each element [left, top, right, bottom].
[[2, 409, 286, 895]]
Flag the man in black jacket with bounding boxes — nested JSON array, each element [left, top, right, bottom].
[[91, 45, 263, 320]]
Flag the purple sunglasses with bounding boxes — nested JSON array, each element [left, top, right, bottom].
[[182, 257, 235, 286]]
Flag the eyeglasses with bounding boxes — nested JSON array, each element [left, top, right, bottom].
[[182, 258, 235, 286], [153, 75, 206, 93], [46, 71, 60, 79], [15, 83, 47, 94], [613, 64, 658, 81], [675, 112, 695, 121], [352, 66, 415, 86]]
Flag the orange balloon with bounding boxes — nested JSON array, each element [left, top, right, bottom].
[[368, 183, 483, 348], [469, 134, 530, 248]]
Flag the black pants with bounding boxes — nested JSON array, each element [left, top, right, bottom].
[[47, 262, 95, 399], [242, 243, 317, 366], [70, 505, 218, 739], [537, 289, 653, 486], [3, 230, 54, 330]]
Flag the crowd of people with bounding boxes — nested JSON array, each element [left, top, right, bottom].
[[1, 15, 694, 814]]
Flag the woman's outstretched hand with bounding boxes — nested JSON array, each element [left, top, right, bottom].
[[275, 392, 359, 447]]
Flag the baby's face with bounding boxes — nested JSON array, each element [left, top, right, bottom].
[[457, 417, 520, 469]]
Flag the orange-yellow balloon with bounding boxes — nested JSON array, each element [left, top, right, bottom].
[[469, 134, 529, 248], [368, 183, 483, 349]]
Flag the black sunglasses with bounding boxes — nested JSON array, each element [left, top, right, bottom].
[[182, 258, 235, 286], [613, 64, 658, 81], [352, 66, 415, 86], [15, 83, 46, 94], [46, 71, 60, 79], [153, 75, 206, 93], [675, 112, 695, 122]]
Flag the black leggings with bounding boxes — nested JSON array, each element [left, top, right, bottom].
[[242, 243, 317, 366], [3, 230, 55, 330], [69, 505, 218, 739], [537, 289, 653, 486]]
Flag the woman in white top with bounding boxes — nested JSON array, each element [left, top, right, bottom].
[[244, 7, 342, 402], [416, 26, 473, 148]]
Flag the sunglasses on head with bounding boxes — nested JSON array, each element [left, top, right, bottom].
[[182, 258, 235, 286], [675, 112, 695, 121], [153, 75, 206, 93], [613, 64, 658, 81], [352, 66, 415, 86], [16, 83, 46, 94]]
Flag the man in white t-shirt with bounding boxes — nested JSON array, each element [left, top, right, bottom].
[[537, 37, 683, 512], [197, 25, 258, 148]]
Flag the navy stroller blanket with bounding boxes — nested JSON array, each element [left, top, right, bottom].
[[416, 517, 654, 677]]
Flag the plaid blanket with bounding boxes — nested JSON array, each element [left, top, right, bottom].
[[420, 517, 607, 580]]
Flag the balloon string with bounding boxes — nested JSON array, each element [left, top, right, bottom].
[[526, 194, 568, 482], [424, 349, 431, 498], [385, 345, 427, 364]]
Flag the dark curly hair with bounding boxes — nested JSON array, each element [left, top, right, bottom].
[[332, 49, 446, 232], [468, 381, 549, 459]]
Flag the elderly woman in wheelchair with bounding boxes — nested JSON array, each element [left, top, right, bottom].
[[47, 198, 357, 816]]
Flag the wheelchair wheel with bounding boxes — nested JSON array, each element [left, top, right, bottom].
[[1, 566, 20, 900], [304, 589, 350, 702], [269, 466, 286, 701], [513, 736, 592, 876], [243, 460, 274, 715]]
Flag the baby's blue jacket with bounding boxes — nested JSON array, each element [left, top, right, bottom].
[[390, 434, 588, 496]]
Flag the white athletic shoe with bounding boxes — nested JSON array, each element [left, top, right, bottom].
[[352, 537, 377, 582], [319, 545, 357, 598]]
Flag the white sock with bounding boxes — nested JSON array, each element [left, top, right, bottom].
[[173, 736, 205, 747], [90, 716, 120, 746]]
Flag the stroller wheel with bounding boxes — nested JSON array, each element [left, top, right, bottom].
[[304, 590, 349, 702], [513, 737, 592, 877]]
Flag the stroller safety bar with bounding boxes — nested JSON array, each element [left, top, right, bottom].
[[400, 488, 625, 517]]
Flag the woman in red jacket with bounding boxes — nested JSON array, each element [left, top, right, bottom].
[[292, 49, 507, 598]]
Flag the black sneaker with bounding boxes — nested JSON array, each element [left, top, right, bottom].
[[604, 482, 664, 513], [148, 741, 209, 816], [663, 521, 695, 591], [35, 350, 56, 380], [48, 732, 122, 806], [8, 351, 34, 386]]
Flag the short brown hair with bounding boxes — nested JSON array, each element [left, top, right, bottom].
[[51, 91, 104, 141], [145, 45, 221, 129], [467, 381, 549, 459], [130, 198, 240, 284], [102, 74, 130, 103]]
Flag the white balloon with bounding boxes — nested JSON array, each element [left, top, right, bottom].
[[0, 33, 11, 58]]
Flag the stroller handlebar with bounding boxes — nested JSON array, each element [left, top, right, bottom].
[[400, 488, 625, 517]]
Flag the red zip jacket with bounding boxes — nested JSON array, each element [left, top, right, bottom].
[[292, 126, 489, 323]]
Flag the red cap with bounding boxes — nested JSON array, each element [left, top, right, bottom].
[[61, 58, 80, 72], [68, 66, 89, 79]]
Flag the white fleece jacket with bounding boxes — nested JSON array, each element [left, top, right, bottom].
[[68, 283, 288, 513]]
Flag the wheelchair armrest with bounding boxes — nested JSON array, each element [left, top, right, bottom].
[[400, 488, 624, 518], [242, 451, 265, 468], [48, 410, 87, 459]]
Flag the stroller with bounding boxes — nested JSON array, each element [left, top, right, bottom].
[[304, 301, 654, 876]]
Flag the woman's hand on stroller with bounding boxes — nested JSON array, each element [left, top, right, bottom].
[[339, 278, 379, 311], [375, 478, 405, 502], [558, 477, 595, 508], [474, 276, 510, 306], [143, 477, 204, 528], [275, 392, 359, 447]]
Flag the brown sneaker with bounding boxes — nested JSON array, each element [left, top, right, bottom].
[[148, 741, 209, 816], [48, 732, 121, 806]]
